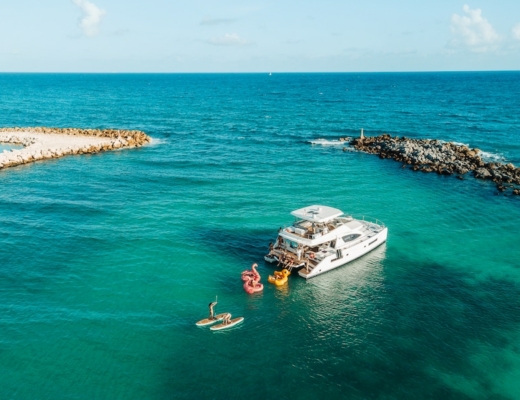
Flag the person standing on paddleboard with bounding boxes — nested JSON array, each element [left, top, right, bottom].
[[208, 300, 217, 320]]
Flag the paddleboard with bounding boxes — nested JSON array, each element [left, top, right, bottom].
[[210, 317, 244, 331], [196, 313, 227, 326]]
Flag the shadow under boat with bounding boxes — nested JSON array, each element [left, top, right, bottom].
[[188, 225, 274, 265]]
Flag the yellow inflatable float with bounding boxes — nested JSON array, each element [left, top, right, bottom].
[[268, 269, 290, 286]]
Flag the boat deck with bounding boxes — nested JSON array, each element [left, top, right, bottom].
[[282, 220, 343, 240], [267, 248, 311, 270]]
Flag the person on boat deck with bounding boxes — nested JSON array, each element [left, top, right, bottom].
[[208, 301, 217, 320], [278, 252, 285, 266]]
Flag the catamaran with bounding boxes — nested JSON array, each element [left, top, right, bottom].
[[264, 205, 387, 279]]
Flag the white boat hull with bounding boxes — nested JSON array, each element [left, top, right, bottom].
[[298, 227, 388, 279]]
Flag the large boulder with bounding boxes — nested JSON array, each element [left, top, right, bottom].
[[474, 168, 492, 179]]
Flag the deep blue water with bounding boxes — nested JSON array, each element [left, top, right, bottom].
[[1, 72, 520, 400]]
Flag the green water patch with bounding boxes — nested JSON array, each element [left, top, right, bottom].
[[368, 259, 520, 399]]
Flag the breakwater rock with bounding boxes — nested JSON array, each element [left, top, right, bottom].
[[347, 134, 520, 194], [0, 127, 151, 170]]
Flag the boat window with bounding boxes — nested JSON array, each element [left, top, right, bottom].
[[289, 241, 298, 249], [342, 233, 361, 242]]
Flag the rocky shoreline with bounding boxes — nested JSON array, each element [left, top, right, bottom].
[[0, 127, 151, 170], [343, 134, 520, 195]]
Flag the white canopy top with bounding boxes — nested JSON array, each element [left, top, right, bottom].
[[290, 205, 343, 223]]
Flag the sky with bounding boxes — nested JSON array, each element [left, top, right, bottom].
[[0, 0, 519, 72]]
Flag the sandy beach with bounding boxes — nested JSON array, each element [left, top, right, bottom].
[[0, 127, 151, 170]]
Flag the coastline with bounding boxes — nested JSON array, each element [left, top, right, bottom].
[[0, 127, 151, 170], [346, 134, 520, 195]]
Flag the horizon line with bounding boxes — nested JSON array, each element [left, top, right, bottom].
[[0, 70, 519, 74]]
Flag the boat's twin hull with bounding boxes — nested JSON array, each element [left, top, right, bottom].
[[299, 227, 388, 279]]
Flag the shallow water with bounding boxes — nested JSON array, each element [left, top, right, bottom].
[[0, 143, 23, 152], [1, 72, 520, 399]]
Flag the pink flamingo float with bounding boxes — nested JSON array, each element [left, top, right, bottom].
[[243, 276, 264, 294], [241, 263, 260, 282], [241, 263, 264, 294]]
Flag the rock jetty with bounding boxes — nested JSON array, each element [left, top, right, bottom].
[[0, 127, 151, 170], [344, 134, 520, 194]]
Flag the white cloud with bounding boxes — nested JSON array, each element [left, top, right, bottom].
[[207, 33, 250, 46], [449, 5, 500, 52], [73, 0, 106, 37], [512, 24, 520, 41]]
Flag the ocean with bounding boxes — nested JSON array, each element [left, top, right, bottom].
[[1, 72, 520, 399]]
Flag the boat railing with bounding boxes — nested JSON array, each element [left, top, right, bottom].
[[350, 215, 385, 227]]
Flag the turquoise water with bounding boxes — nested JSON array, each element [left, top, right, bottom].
[[1, 72, 520, 399], [0, 144, 22, 152]]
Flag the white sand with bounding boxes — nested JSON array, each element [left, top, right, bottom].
[[0, 130, 137, 169]]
